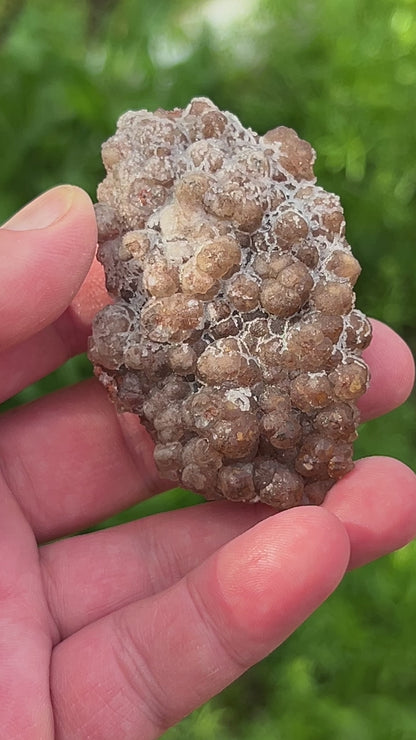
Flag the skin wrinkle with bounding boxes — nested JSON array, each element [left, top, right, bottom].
[[112, 583, 244, 737], [184, 575, 252, 675], [52, 673, 108, 740], [38, 549, 65, 645], [111, 607, 175, 737], [143, 522, 190, 597], [40, 530, 153, 639]]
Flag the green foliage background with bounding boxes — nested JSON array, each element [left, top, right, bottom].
[[1, 0, 416, 737]]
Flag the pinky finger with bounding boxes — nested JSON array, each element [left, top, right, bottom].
[[324, 456, 416, 570], [51, 507, 349, 740]]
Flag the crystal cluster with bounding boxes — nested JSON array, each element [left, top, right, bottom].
[[88, 97, 371, 509]]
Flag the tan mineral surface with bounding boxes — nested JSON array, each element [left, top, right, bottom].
[[88, 97, 371, 509]]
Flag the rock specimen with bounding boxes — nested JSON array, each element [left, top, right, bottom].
[[88, 97, 371, 509]]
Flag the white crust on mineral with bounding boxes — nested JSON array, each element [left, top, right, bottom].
[[89, 97, 371, 509]]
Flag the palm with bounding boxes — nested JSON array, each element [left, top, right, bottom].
[[1, 187, 415, 740]]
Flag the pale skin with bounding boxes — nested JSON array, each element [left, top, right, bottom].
[[1, 185, 416, 739]]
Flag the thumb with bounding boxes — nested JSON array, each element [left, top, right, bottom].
[[0, 185, 97, 351]]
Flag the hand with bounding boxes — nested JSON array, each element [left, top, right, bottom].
[[1, 186, 415, 739]]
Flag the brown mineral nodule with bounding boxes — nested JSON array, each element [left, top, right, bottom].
[[89, 97, 371, 509]]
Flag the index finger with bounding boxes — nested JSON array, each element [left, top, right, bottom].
[[0, 186, 97, 352]]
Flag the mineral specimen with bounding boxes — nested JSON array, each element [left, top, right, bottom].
[[88, 97, 371, 509]]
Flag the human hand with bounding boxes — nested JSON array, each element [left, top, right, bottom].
[[1, 186, 415, 739]]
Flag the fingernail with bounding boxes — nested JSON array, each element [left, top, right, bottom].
[[3, 185, 75, 231]]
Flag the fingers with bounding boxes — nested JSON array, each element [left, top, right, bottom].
[[358, 319, 415, 421], [0, 482, 55, 737], [324, 456, 416, 569], [40, 502, 272, 638], [0, 380, 167, 542], [0, 186, 97, 352], [40, 454, 416, 640], [51, 507, 349, 739], [0, 257, 109, 403]]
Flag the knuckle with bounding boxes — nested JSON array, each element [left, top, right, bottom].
[[111, 608, 171, 735], [185, 578, 252, 674]]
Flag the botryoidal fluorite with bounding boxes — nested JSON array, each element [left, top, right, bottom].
[[88, 97, 371, 509]]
